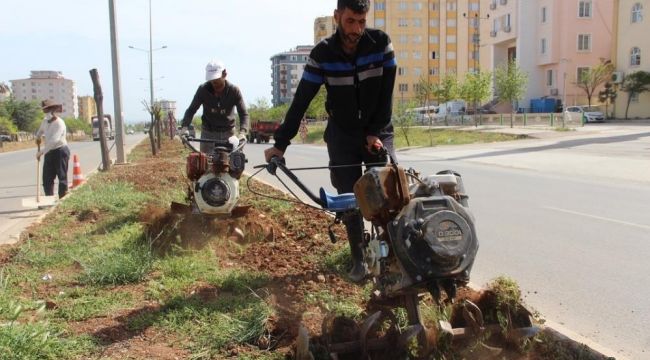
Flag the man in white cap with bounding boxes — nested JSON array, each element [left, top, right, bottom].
[[180, 60, 249, 153], [35, 99, 70, 198]]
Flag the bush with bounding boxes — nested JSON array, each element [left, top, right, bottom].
[[64, 117, 91, 134]]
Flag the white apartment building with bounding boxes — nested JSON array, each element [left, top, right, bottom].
[[270, 46, 313, 106], [10, 71, 77, 118], [157, 99, 177, 119]]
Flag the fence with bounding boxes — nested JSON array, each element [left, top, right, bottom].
[[423, 112, 583, 127]]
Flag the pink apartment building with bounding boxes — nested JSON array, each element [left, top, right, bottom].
[[481, 0, 615, 111]]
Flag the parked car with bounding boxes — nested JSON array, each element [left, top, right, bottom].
[[566, 106, 605, 123], [0, 134, 12, 142], [127, 129, 135, 135]]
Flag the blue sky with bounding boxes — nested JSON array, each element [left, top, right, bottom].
[[0, 0, 335, 123]]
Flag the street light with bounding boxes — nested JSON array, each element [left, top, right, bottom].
[[463, 12, 490, 74]]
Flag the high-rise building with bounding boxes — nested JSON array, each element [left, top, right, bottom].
[[10, 71, 77, 118], [270, 46, 313, 106], [613, 0, 649, 118], [368, 0, 482, 104], [480, 0, 615, 111], [314, 16, 337, 44], [77, 96, 97, 124]]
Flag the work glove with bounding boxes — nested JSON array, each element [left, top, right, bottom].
[[180, 127, 189, 136], [237, 131, 247, 142], [227, 135, 239, 148]]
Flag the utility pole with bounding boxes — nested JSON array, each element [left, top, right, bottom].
[[108, 0, 126, 164]]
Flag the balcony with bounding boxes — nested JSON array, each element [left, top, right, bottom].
[[503, 25, 511, 33]]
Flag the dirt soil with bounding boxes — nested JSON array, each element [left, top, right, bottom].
[[1, 138, 608, 360]]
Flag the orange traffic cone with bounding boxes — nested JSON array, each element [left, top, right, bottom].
[[71, 154, 85, 188]]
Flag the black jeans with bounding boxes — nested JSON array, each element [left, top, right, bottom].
[[42, 146, 70, 198], [324, 123, 396, 194]]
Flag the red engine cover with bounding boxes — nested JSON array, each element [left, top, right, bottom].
[[186, 152, 208, 181]]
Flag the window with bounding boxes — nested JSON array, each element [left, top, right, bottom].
[[541, 6, 547, 23], [578, 34, 591, 51], [447, 35, 457, 43], [541, 38, 547, 54], [399, 34, 408, 43], [469, 2, 479, 11], [399, 1, 408, 10], [413, 67, 422, 76], [413, 51, 422, 59], [631, 93, 639, 102], [632, 3, 643, 23], [493, 18, 500, 32], [578, 1, 592, 18], [546, 69, 554, 86], [577, 67, 590, 82], [375, 18, 385, 27], [429, 68, 439, 75], [447, 19, 457, 26], [429, 35, 439, 43], [413, 18, 422, 27], [399, 83, 409, 92], [412, 35, 422, 43], [430, 19, 439, 27], [472, 51, 479, 60], [431, 51, 437, 59], [398, 18, 408, 27], [430, 2, 438, 11], [447, 51, 456, 59], [398, 67, 407, 76], [399, 51, 409, 59], [412, 2, 422, 10], [470, 18, 479, 28], [631, 47, 641, 66], [447, 1, 457, 11], [375, 2, 385, 10]]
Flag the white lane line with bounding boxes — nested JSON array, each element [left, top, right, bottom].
[[544, 206, 650, 231]]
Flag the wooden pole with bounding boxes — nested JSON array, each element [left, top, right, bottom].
[[89, 68, 111, 171]]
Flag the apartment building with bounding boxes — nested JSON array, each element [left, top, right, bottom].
[[613, 1, 649, 118], [314, 16, 337, 44], [10, 71, 77, 118], [270, 46, 313, 106], [481, 0, 615, 111], [368, 0, 482, 104], [77, 96, 97, 124], [157, 99, 177, 119]]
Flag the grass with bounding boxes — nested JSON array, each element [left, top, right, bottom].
[[53, 286, 135, 321], [301, 123, 523, 149], [305, 290, 364, 319]]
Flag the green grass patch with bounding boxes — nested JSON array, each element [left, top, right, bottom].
[[146, 250, 220, 302], [395, 128, 521, 148], [215, 269, 270, 294], [53, 286, 135, 321], [321, 244, 350, 276], [78, 237, 152, 286], [0, 304, 95, 360], [129, 292, 273, 358], [305, 290, 363, 319]]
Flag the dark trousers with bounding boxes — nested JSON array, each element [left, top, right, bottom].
[[324, 123, 396, 194], [42, 146, 70, 198]]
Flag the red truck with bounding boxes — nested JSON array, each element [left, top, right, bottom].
[[248, 120, 280, 143]]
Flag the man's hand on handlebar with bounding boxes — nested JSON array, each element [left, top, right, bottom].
[[180, 127, 190, 137], [264, 146, 284, 163], [366, 135, 383, 153]]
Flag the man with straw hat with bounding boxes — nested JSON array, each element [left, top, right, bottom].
[[35, 99, 70, 199]]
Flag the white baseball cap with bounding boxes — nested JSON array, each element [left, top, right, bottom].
[[205, 60, 225, 81]]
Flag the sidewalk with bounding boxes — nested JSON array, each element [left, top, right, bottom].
[[405, 123, 650, 185]]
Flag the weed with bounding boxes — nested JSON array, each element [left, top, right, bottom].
[[321, 244, 350, 275], [305, 290, 363, 319], [216, 269, 270, 294]]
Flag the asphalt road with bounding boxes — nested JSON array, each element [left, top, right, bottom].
[[242, 125, 650, 360], [0, 134, 147, 245]]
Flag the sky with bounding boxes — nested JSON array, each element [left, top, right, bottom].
[[0, 0, 336, 123]]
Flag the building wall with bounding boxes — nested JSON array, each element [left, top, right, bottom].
[[270, 46, 312, 106], [481, 0, 615, 111], [369, 0, 481, 105], [10, 71, 77, 118], [77, 96, 97, 124], [314, 16, 336, 44], [614, 0, 650, 118], [158, 99, 177, 119]]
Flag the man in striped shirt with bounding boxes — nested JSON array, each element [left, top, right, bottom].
[[265, 0, 397, 282]]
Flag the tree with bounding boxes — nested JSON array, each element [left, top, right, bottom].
[[392, 100, 417, 147], [494, 60, 528, 127], [2, 98, 42, 132], [248, 97, 271, 122], [64, 117, 91, 135], [576, 60, 615, 108], [433, 74, 459, 126], [268, 104, 290, 122], [0, 116, 18, 134], [597, 82, 617, 119], [620, 71, 650, 119], [142, 100, 162, 155], [306, 87, 328, 121], [458, 71, 492, 125]]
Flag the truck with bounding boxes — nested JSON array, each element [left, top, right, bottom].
[[92, 115, 114, 141], [435, 100, 466, 118], [248, 120, 280, 143]]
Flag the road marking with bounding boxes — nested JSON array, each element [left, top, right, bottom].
[[544, 206, 650, 230]]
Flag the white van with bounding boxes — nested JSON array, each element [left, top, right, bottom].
[[435, 100, 466, 118]]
